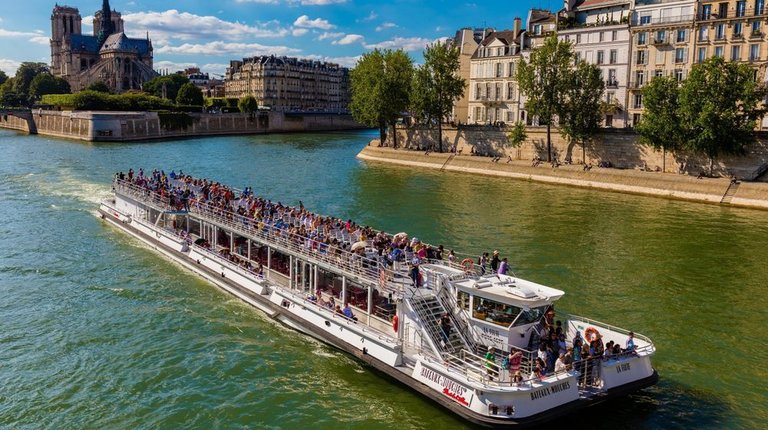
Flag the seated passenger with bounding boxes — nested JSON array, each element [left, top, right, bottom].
[[554, 354, 567, 373], [625, 331, 636, 352], [343, 303, 358, 321], [511, 371, 524, 386]]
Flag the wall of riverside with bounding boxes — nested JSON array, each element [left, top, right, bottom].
[[389, 126, 768, 180], [0, 110, 366, 142]]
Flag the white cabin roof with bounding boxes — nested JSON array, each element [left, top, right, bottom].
[[455, 274, 564, 308]]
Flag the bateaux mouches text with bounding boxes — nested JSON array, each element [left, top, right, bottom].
[[530, 381, 571, 401], [420, 366, 471, 406]]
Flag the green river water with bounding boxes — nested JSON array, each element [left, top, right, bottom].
[[0, 129, 766, 429]]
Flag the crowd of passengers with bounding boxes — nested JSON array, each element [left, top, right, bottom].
[[115, 168, 468, 279], [485, 311, 637, 386]]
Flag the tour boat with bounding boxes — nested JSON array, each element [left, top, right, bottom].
[[98, 172, 658, 428]]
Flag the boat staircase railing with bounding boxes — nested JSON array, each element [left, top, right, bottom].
[[434, 283, 481, 355], [406, 289, 471, 360], [113, 180, 407, 298]]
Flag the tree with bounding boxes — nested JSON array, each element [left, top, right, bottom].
[[350, 49, 413, 147], [176, 82, 204, 106], [678, 57, 767, 174], [13, 62, 49, 101], [635, 76, 682, 172], [238, 95, 258, 114], [558, 60, 604, 164], [29, 73, 70, 99], [0, 78, 22, 107], [517, 35, 574, 161], [409, 41, 464, 152], [0, 70, 8, 86], [142, 74, 190, 101], [87, 81, 111, 93], [507, 121, 527, 148]]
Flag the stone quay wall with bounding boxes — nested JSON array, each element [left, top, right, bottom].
[[0, 110, 365, 142], [357, 145, 768, 210], [388, 125, 768, 181]]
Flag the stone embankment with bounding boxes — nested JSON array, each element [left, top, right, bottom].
[[0, 110, 365, 142], [357, 145, 768, 210]]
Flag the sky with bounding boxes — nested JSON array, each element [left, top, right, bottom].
[[0, 0, 560, 77]]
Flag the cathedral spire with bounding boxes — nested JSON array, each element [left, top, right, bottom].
[[97, 0, 114, 46]]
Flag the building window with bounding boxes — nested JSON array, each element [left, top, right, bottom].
[[638, 32, 647, 45], [677, 29, 686, 43], [633, 94, 643, 109], [636, 50, 647, 65], [612, 30, 618, 41], [575, 52, 581, 62], [609, 49, 618, 64], [599, 31, 604, 42], [635, 70, 645, 87], [605, 114, 613, 126], [475, 84, 481, 100], [715, 46, 724, 57], [698, 47, 707, 63], [655, 69, 664, 78], [719, 2, 728, 18], [675, 48, 687, 63], [699, 26, 708, 41], [758, 0, 766, 15], [508, 62, 515, 77], [732, 45, 742, 60], [496, 63, 503, 77], [597, 50, 605, 64], [608, 69, 617, 86], [576, 34, 581, 43], [496, 83, 502, 100], [734, 22, 744, 37], [674, 69, 684, 82], [640, 15, 651, 25], [737, 0, 747, 16], [534, 24, 542, 35], [716, 24, 725, 39], [507, 83, 515, 100], [752, 20, 762, 34], [656, 30, 666, 43], [701, 4, 712, 20], [475, 106, 482, 122], [750, 43, 760, 61]]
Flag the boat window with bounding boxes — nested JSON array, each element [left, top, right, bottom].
[[457, 291, 469, 311], [472, 296, 519, 328], [511, 305, 548, 327]]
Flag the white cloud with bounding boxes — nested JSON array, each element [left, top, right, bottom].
[[299, 0, 346, 4], [292, 28, 309, 37], [29, 36, 49, 45], [364, 37, 436, 52], [293, 15, 334, 30], [304, 54, 360, 68], [201, 63, 228, 76], [153, 60, 199, 73], [122, 10, 289, 43], [0, 28, 40, 38], [375, 22, 397, 32], [0, 58, 20, 75], [317, 31, 343, 41], [333, 34, 364, 45], [156, 41, 300, 56], [359, 11, 377, 22]]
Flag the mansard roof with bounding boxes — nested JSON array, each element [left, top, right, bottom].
[[68, 34, 100, 53], [471, 29, 524, 59], [99, 32, 151, 54], [574, 0, 629, 9]]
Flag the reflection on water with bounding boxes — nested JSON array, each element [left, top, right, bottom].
[[0, 129, 766, 429]]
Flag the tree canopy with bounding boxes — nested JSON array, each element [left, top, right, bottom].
[[176, 82, 204, 106], [29, 73, 71, 99], [86, 81, 111, 93], [0, 70, 8, 86], [349, 49, 413, 146], [410, 41, 464, 152], [558, 60, 604, 162], [238, 95, 258, 113], [142, 74, 190, 101], [13, 62, 49, 99], [635, 76, 682, 171], [517, 35, 574, 161]]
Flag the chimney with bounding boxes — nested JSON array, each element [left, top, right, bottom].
[[513, 17, 522, 36]]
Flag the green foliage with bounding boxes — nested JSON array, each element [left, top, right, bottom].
[[13, 62, 49, 100], [205, 97, 227, 108], [558, 61, 604, 152], [636, 75, 683, 160], [42, 91, 173, 111], [678, 57, 767, 171], [142, 74, 190, 100], [0, 78, 22, 107], [0, 70, 8, 86], [350, 49, 414, 146], [517, 35, 574, 160], [176, 82, 204, 106], [238, 95, 258, 114], [409, 41, 464, 151], [158, 112, 195, 130], [507, 121, 527, 148], [28, 73, 70, 98], [86, 81, 111, 93]]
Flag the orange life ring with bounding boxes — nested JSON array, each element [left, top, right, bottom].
[[460, 258, 474, 273], [584, 327, 601, 342], [392, 315, 399, 333]]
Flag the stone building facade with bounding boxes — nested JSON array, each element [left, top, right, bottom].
[[50, 0, 157, 93], [224, 56, 350, 112]]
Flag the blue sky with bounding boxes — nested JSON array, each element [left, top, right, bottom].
[[0, 0, 560, 76]]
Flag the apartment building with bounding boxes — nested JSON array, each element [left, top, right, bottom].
[[559, 0, 633, 128], [452, 28, 492, 124], [467, 19, 525, 124], [627, 0, 697, 125], [224, 56, 350, 112], [694, 1, 768, 68]]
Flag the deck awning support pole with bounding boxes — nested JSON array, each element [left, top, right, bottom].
[[289, 255, 294, 290], [367, 283, 373, 325], [341, 276, 347, 304], [267, 246, 272, 280], [313, 265, 318, 293]]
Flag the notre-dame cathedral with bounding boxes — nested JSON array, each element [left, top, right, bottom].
[[50, 0, 158, 93]]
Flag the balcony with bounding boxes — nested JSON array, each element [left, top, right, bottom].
[[628, 81, 646, 90], [750, 31, 764, 39], [652, 36, 670, 45], [632, 14, 694, 26], [696, 6, 767, 21], [606, 80, 619, 88]]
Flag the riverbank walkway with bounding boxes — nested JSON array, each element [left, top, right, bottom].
[[357, 146, 768, 211]]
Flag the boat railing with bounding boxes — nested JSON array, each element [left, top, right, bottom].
[[567, 314, 655, 353], [190, 242, 266, 281]]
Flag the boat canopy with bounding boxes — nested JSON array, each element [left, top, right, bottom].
[[454, 274, 564, 309]]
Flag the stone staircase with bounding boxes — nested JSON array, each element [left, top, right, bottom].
[[720, 180, 741, 204]]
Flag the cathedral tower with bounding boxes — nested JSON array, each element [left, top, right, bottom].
[[50, 5, 82, 75]]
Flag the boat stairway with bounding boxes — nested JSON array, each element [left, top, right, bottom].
[[409, 295, 468, 357]]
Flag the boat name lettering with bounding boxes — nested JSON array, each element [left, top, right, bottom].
[[481, 326, 500, 337], [530, 381, 571, 401], [420, 367, 469, 406], [616, 362, 631, 373]]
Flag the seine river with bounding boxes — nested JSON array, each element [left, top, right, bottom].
[[0, 128, 765, 429]]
